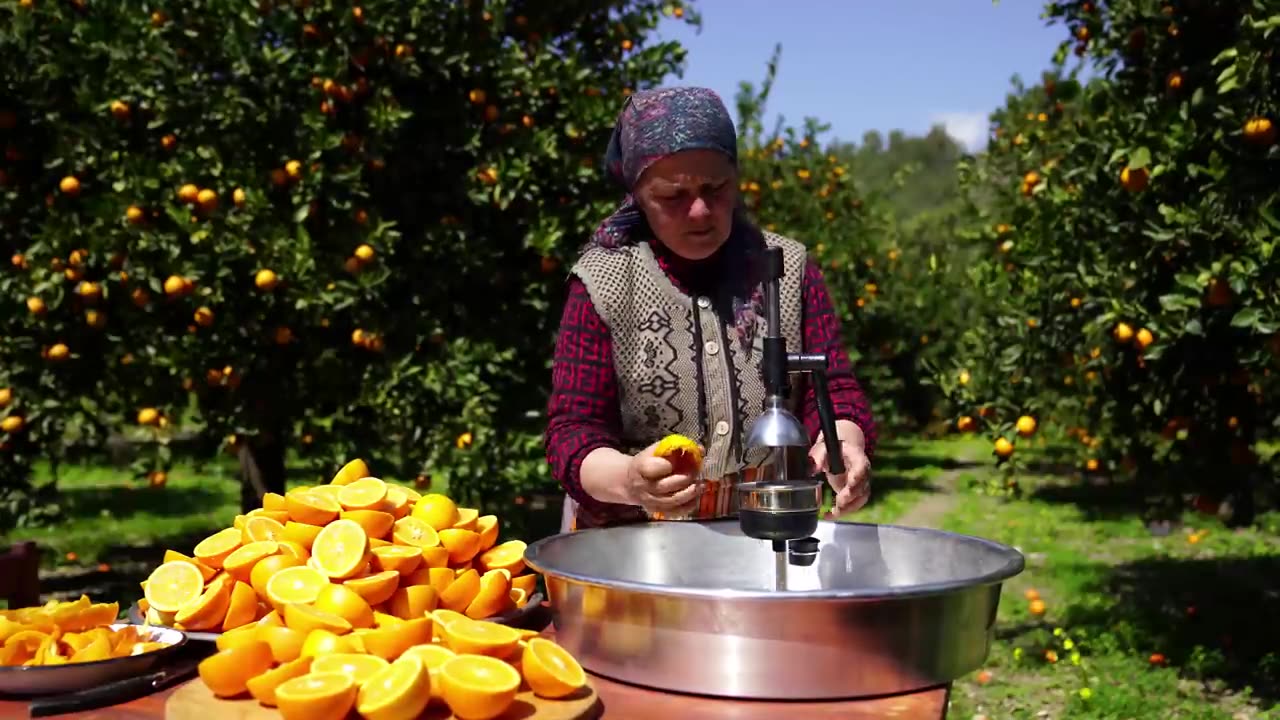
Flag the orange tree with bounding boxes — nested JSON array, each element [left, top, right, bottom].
[[0, 0, 699, 530], [934, 0, 1278, 521], [733, 48, 975, 430]]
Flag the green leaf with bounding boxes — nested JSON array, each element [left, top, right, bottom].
[[1128, 147, 1151, 170], [1230, 308, 1261, 329]]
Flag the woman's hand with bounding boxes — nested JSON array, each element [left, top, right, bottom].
[[625, 440, 701, 514], [809, 419, 871, 519]]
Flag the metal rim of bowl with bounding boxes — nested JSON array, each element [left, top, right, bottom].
[[523, 519, 1026, 601], [0, 623, 187, 676]]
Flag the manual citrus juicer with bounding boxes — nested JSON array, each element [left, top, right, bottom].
[[735, 245, 847, 562]]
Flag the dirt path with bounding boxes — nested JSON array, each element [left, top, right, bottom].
[[892, 457, 974, 529]]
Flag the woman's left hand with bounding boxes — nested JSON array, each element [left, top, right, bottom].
[[809, 419, 871, 519]]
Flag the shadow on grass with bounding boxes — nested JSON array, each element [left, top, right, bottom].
[[55, 483, 234, 522], [875, 439, 986, 474], [1068, 555, 1279, 703], [1029, 478, 1154, 523]]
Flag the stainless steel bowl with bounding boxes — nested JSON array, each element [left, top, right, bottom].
[[524, 519, 1024, 700]]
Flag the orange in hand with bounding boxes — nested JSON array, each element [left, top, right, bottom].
[[652, 433, 704, 476]]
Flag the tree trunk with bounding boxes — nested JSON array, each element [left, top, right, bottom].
[[237, 432, 287, 513]]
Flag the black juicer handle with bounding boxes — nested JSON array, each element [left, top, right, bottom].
[[811, 367, 846, 477]]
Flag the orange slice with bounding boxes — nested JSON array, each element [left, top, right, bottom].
[[652, 432, 704, 476], [241, 516, 286, 544], [315, 584, 376, 629], [464, 570, 513, 620], [337, 477, 388, 511], [369, 538, 391, 549], [372, 611, 405, 628], [143, 561, 206, 613], [284, 603, 354, 636], [438, 529, 481, 566], [257, 609, 284, 628], [391, 516, 439, 549], [475, 515, 499, 552], [300, 628, 357, 658], [370, 545, 423, 576], [511, 573, 538, 597], [431, 608, 469, 635], [476, 540, 526, 576], [281, 521, 324, 550], [438, 654, 520, 720], [509, 588, 527, 608], [197, 640, 275, 698], [521, 637, 586, 699], [411, 493, 459, 531], [276, 539, 310, 562], [313, 652, 391, 686], [250, 553, 303, 600], [262, 492, 288, 511], [246, 655, 313, 707], [175, 575, 234, 631], [258, 624, 306, 663], [330, 458, 371, 486], [357, 655, 430, 720], [223, 540, 280, 584], [380, 486, 410, 520], [285, 490, 341, 526], [309, 484, 344, 503], [192, 528, 244, 570], [266, 566, 329, 609], [340, 509, 395, 539], [426, 567, 457, 596], [162, 550, 217, 582], [388, 584, 438, 620], [442, 618, 521, 658], [312, 519, 371, 580], [420, 546, 450, 569], [222, 581, 260, 631], [453, 507, 479, 532], [401, 643, 456, 700], [439, 569, 481, 613], [274, 672, 357, 720], [343, 570, 400, 607], [246, 508, 291, 525]]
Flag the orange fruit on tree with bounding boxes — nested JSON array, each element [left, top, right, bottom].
[[246, 655, 313, 708], [412, 493, 460, 531], [357, 655, 431, 720], [274, 672, 358, 720], [192, 527, 243, 569], [60, 175, 81, 196], [1113, 322, 1135, 343], [438, 654, 520, 720], [521, 637, 586, 699], [176, 183, 199, 203], [1120, 165, 1148, 192], [1135, 328, 1154, 349], [330, 458, 370, 486], [993, 437, 1014, 459], [1015, 415, 1037, 437], [311, 519, 371, 579], [197, 640, 275, 698], [143, 560, 205, 613], [255, 268, 279, 291], [476, 540, 526, 576]]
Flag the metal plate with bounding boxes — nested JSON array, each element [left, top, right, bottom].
[[0, 624, 186, 697], [524, 519, 1023, 700]]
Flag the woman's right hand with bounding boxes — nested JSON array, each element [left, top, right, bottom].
[[625, 440, 700, 514]]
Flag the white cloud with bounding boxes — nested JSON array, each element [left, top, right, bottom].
[[931, 111, 991, 152]]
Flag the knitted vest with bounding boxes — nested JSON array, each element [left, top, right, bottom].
[[568, 231, 807, 526]]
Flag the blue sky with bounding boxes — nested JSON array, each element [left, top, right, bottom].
[[654, 1, 1071, 151]]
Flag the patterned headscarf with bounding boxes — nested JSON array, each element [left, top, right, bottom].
[[588, 86, 765, 346]]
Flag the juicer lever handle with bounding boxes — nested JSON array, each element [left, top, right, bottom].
[[811, 366, 845, 477]]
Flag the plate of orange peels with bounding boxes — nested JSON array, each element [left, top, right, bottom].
[[0, 596, 187, 696]]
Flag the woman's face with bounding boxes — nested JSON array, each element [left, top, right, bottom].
[[634, 149, 738, 261]]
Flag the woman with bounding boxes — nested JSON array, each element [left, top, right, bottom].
[[545, 86, 877, 533]]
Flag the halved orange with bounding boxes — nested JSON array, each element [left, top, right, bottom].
[[241, 516, 286, 544], [400, 643, 456, 700], [257, 609, 284, 628], [388, 585, 438, 620], [453, 507, 479, 532], [369, 538, 391, 549], [420, 546, 450, 569], [192, 528, 244, 570], [276, 540, 311, 563], [477, 540, 526, 576], [144, 560, 206, 613], [315, 583, 376, 629], [511, 573, 538, 597], [357, 655, 431, 720], [372, 612, 405, 629], [309, 484, 344, 503], [439, 569, 481, 613], [300, 628, 357, 658], [284, 603, 354, 636], [222, 581, 260, 631], [391, 516, 440, 549], [475, 515, 499, 552], [442, 618, 521, 658], [162, 549, 217, 582], [464, 569, 513, 620], [274, 671, 358, 720], [262, 492, 288, 512], [265, 566, 329, 609], [246, 508, 291, 524], [521, 637, 586, 699], [652, 433, 704, 476], [214, 624, 261, 652], [380, 486, 410, 519], [223, 540, 280, 584], [340, 509, 395, 539], [175, 575, 234, 631], [426, 567, 457, 596], [509, 588, 528, 608], [337, 477, 388, 511], [371, 545, 422, 576], [439, 529, 481, 566], [250, 553, 303, 599], [197, 640, 275, 698], [438, 654, 520, 720], [281, 521, 324, 550], [311, 519, 371, 580], [343, 570, 400, 607], [410, 493, 459, 531], [330, 458, 370, 486], [285, 490, 341, 526], [245, 655, 313, 707], [390, 484, 422, 502], [313, 652, 391, 686], [258, 624, 305, 663]]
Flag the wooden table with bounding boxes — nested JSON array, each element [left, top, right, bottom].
[[0, 625, 951, 720]]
